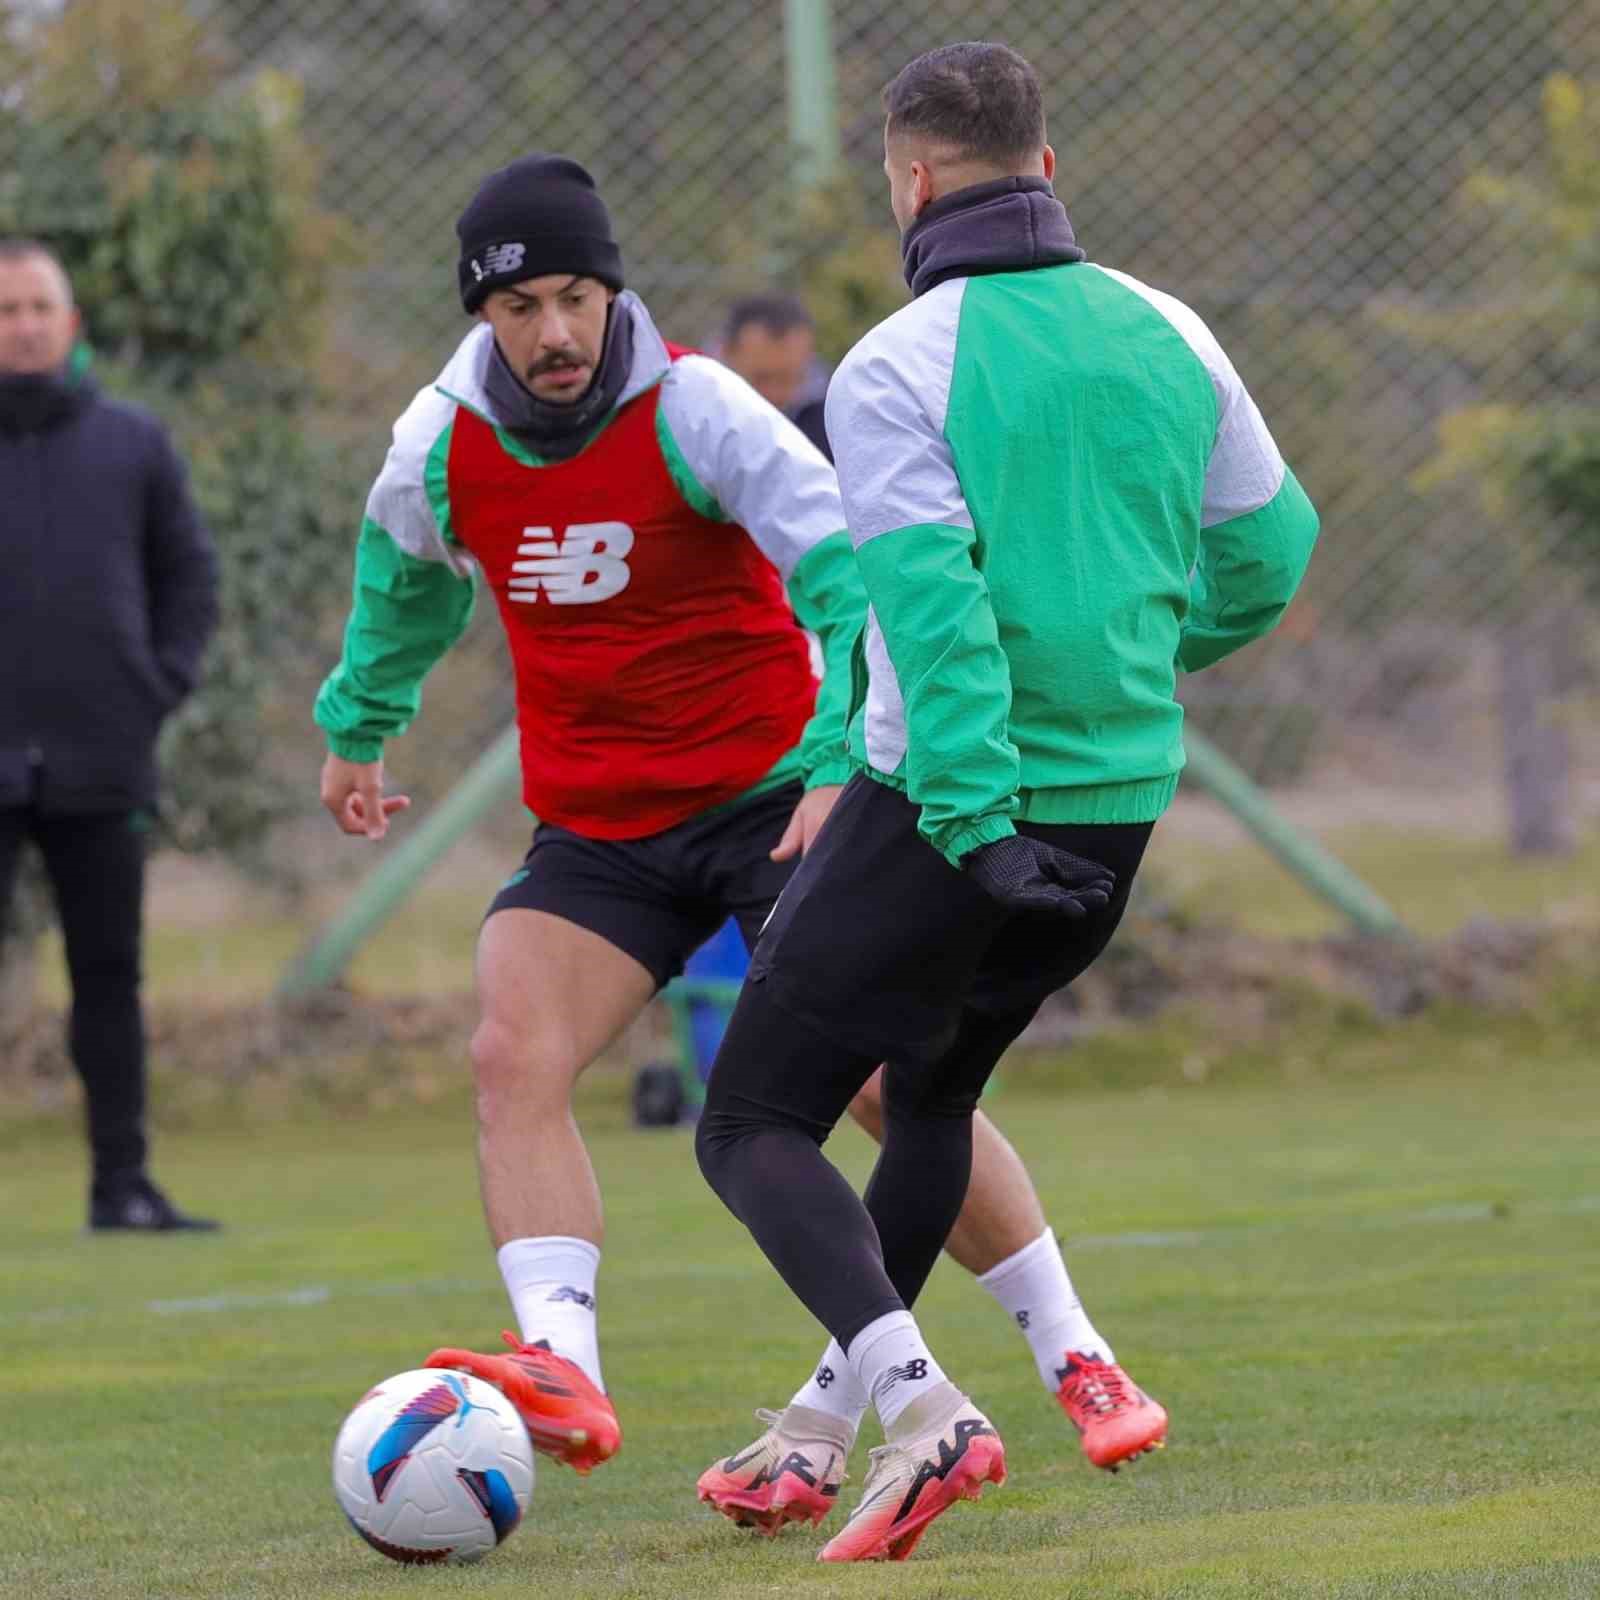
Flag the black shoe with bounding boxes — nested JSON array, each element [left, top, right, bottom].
[[631, 1061, 689, 1128], [89, 1173, 221, 1233]]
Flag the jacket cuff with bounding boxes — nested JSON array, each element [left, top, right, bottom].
[[804, 758, 853, 790], [324, 730, 384, 763], [940, 812, 1017, 869]]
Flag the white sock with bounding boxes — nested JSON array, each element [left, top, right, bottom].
[[789, 1339, 869, 1434], [846, 1310, 948, 1431], [497, 1235, 605, 1391], [978, 1226, 1113, 1388]]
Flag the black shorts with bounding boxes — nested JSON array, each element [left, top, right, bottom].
[[486, 781, 802, 989], [748, 773, 1153, 1066]]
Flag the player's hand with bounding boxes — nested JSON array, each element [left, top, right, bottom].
[[320, 754, 411, 841], [962, 834, 1116, 919], [770, 783, 844, 861]]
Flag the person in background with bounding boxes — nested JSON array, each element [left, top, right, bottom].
[[719, 293, 833, 460], [0, 238, 220, 1232]]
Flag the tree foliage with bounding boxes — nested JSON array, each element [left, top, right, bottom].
[[0, 0, 359, 871], [1407, 75, 1600, 590]]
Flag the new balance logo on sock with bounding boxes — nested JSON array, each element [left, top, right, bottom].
[[547, 1285, 596, 1310], [1016, 1310, 1031, 1329], [816, 1364, 834, 1389], [881, 1359, 929, 1390]]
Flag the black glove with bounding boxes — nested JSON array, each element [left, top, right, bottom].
[[962, 834, 1116, 919]]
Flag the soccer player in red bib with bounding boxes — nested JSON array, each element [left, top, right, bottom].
[[314, 154, 1166, 1499]]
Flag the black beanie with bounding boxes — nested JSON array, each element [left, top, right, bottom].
[[456, 154, 624, 313]]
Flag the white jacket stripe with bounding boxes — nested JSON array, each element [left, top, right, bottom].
[[823, 278, 974, 551], [1093, 265, 1285, 528], [658, 353, 845, 579], [364, 385, 475, 577], [862, 606, 908, 774]]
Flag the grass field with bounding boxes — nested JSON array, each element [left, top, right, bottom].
[[3, 981, 1598, 1599]]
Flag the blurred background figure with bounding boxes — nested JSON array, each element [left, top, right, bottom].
[[719, 293, 834, 460], [0, 238, 220, 1233]]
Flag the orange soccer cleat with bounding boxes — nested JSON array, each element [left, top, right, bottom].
[[424, 1332, 620, 1475], [817, 1385, 1005, 1563], [1054, 1350, 1167, 1470]]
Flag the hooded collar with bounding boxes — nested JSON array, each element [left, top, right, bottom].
[[436, 291, 670, 459], [901, 176, 1085, 298]]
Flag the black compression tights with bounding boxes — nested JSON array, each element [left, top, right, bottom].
[[695, 984, 1034, 1352]]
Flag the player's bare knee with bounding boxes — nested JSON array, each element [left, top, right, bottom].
[[469, 1019, 581, 1116]]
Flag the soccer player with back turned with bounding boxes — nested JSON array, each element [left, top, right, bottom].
[[695, 42, 1320, 1562]]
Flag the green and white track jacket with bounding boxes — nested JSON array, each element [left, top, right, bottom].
[[824, 261, 1320, 865]]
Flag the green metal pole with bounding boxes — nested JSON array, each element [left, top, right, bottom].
[[277, 720, 1405, 999], [1182, 726, 1407, 938], [277, 726, 523, 999], [785, 0, 839, 188]]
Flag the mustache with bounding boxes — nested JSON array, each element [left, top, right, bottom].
[[526, 350, 590, 378]]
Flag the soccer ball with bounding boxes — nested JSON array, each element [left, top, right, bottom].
[[332, 1368, 535, 1564]]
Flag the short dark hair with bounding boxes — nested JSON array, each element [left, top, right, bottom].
[[723, 293, 814, 347], [882, 42, 1045, 165]]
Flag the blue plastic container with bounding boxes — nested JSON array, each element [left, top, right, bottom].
[[678, 917, 749, 1082]]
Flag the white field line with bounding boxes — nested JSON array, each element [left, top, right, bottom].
[[3, 1276, 486, 1328], [1067, 1193, 1600, 1251], [7, 1195, 1597, 1328]]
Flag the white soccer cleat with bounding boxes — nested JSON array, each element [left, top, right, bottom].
[[697, 1403, 853, 1535], [818, 1384, 1005, 1563]]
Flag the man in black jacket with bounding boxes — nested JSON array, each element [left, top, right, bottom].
[[0, 238, 220, 1231]]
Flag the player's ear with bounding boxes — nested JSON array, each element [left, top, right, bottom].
[[1042, 144, 1056, 182]]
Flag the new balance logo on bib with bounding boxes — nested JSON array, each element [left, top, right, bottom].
[[508, 522, 634, 604]]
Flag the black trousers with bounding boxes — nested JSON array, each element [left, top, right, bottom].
[[0, 807, 149, 1184], [696, 775, 1153, 1353]]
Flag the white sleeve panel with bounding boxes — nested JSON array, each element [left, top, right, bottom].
[[659, 354, 845, 580], [364, 383, 476, 578], [824, 280, 974, 550], [1093, 265, 1286, 529], [862, 606, 909, 774]]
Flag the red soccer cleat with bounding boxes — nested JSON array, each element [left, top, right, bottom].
[[1054, 1350, 1167, 1470], [424, 1332, 620, 1475]]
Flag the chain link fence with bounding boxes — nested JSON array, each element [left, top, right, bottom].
[[7, 0, 1599, 875]]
